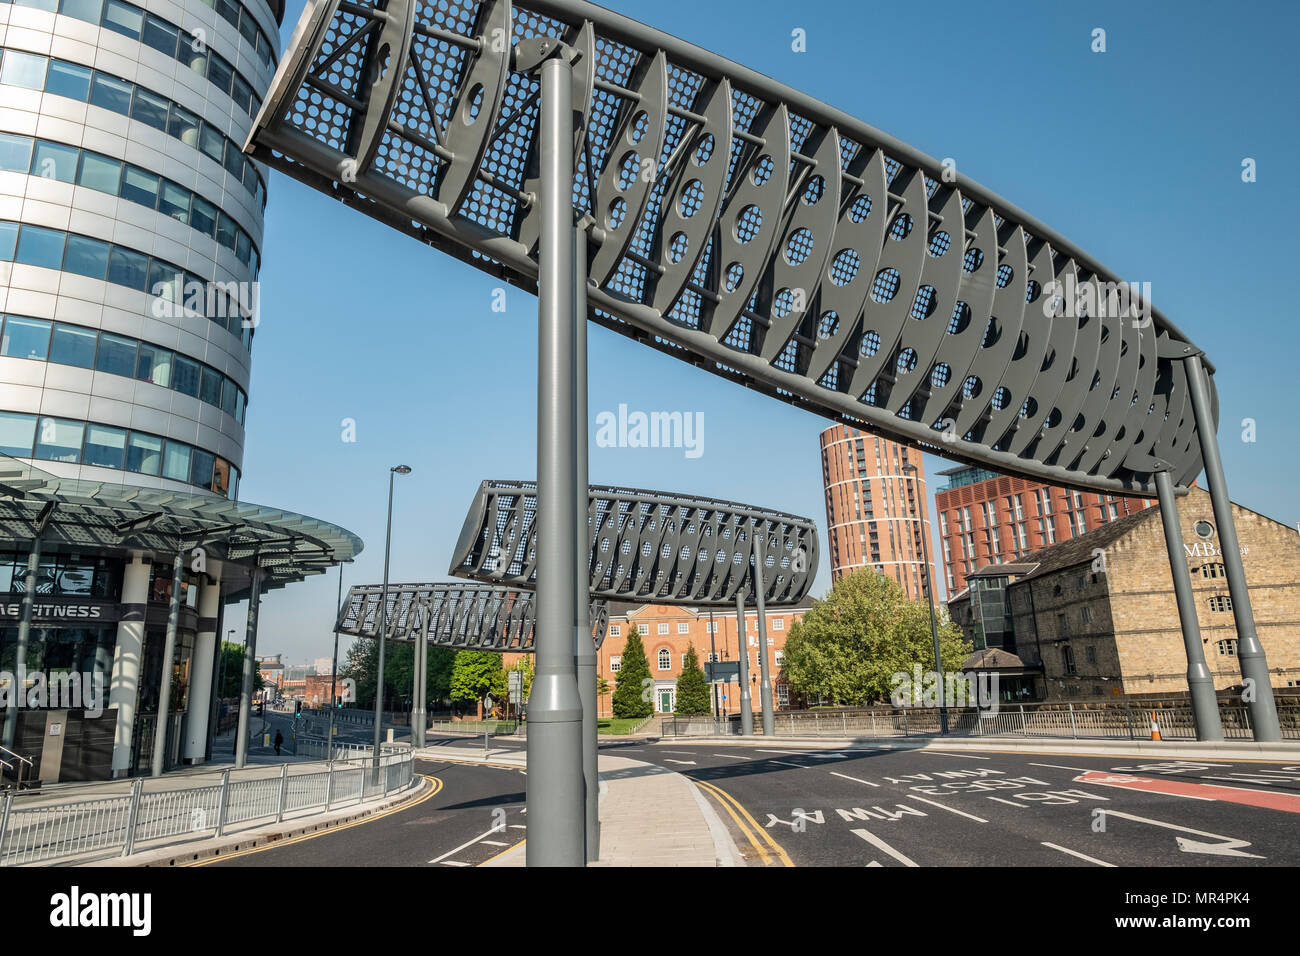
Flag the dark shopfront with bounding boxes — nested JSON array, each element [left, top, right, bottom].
[[0, 549, 208, 782]]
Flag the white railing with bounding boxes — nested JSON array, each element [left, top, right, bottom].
[[0, 747, 416, 867]]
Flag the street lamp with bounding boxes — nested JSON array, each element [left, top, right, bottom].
[[374, 465, 411, 769], [902, 462, 947, 735]]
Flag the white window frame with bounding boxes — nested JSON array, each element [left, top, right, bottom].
[[610, 656, 621, 673], [637, 623, 649, 635], [657, 648, 671, 670], [772, 617, 784, 630], [677, 622, 690, 634], [657, 622, 669, 635]]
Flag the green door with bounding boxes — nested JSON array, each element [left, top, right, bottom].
[[659, 690, 672, 713]]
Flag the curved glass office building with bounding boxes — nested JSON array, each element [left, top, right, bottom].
[[0, 0, 361, 781]]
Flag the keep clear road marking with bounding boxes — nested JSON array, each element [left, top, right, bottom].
[[1041, 842, 1116, 867], [830, 771, 880, 787], [851, 828, 919, 867], [906, 795, 988, 823], [1075, 770, 1300, 814]]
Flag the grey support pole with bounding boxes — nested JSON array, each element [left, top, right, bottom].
[[1182, 353, 1280, 741], [753, 530, 774, 736], [328, 563, 342, 756], [374, 469, 396, 768], [234, 566, 263, 769], [2, 537, 41, 750], [1154, 468, 1223, 741], [523, 36, 585, 866], [150, 552, 185, 776], [735, 590, 753, 736], [573, 220, 599, 862]]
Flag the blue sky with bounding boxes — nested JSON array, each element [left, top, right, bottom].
[[233, 0, 1300, 664]]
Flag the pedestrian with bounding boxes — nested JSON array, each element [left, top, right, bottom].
[[274, 729, 283, 756]]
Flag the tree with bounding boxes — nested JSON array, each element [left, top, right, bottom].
[[781, 569, 972, 706], [339, 638, 456, 711], [674, 644, 711, 716], [611, 631, 652, 718], [218, 641, 264, 699], [449, 651, 507, 715]]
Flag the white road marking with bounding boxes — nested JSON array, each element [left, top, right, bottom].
[[1095, 810, 1263, 858], [830, 771, 880, 787], [1041, 842, 1115, 867], [662, 751, 697, 755], [917, 751, 989, 759], [770, 760, 805, 769], [906, 795, 988, 823], [441, 861, 471, 867], [986, 797, 1024, 807], [866, 860, 883, 867], [756, 749, 817, 756], [664, 759, 697, 765], [1030, 763, 1093, 772], [429, 825, 515, 864], [710, 753, 751, 761], [508, 824, 526, 829], [851, 828, 919, 867], [480, 840, 509, 847], [810, 753, 848, 759]]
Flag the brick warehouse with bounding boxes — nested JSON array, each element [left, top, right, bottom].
[[948, 487, 1300, 700]]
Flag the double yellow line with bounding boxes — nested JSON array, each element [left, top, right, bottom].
[[689, 776, 793, 867], [184, 774, 443, 866]]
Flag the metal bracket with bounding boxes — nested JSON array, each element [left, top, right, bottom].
[[512, 36, 580, 73]]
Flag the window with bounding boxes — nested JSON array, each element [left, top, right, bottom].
[[45, 60, 92, 101], [1080, 605, 1091, 625], [1085, 645, 1098, 665], [89, 73, 134, 115], [158, 181, 190, 223], [1217, 639, 1238, 657], [1061, 643, 1077, 676], [636, 623, 648, 636], [78, 152, 122, 194], [1, 51, 48, 91], [101, 0, 144, 40], [772, 617, 785, 630], [609, 656, 621, 673], [199, 367, 223, 406], [609, 624, 620, 637], [82, 423, 127, 469], [125, 431, 162, 475], [0, 412, 36, 458], [15, 225, 66, 270], [705, 621, 717, 633], [107, 246, 149, 290], [162, 442, 190, 482], [191, 195, 218, 238], [31, 140, 79, 182], [141, 15, 180, 58], [130, 88, 170, 131], [120, 166, 159, 209], [166, 104, 201, 145], [774, 650, 784, 667], [59, 0, 104, 24], [677, 622, 689, 634], [199, 126, 225, 166], [2, 316, 51, 360], [191, 448, 215, 488], [657, 649, 671, 671], [657, 622, 669, 635], [1200, 563, 1225, 579], [1208, 594, 1233, 613], [681, 653, 688, 668], [34, 418, 84, 463], [0, 133, 33, 173], [50, 323, 97, 368], [219, 379, 237, 418], [172, 356, 200, 397]]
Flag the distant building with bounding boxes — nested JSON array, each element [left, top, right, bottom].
[[934, 465, 1156, 595], [946, 488, 1300, 701], [818, 424, 936, 600], [313, 656, 334, 677]]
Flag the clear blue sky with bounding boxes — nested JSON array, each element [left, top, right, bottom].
[[232, 0, 1300, 665]]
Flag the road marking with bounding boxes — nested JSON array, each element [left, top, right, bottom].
[[810, 753, 848, 759], [481, 840, 509, 847], [662, 751, 697, 755], [478, 839, 525, 866], [711, 753, 751, 760], [769, 760, 805, 769], [986, 797, 1023, 807], [1029, 763, 1093, 772], [1075, 770, 1300, 814], [689, 776, 794, 867], [664, 759, 697, 765], [917, 751, 989, 759], [441, 861, 470, 867], [508, 824, 526, 829], [1094, 810, 1264, 858], [756, 749, 816, 756], [850, 828, 918, 867], [906, 795, 988, 823], [185, 774, 443, 866], [829, 772, 879, 787], [1041, 842, 1115, 867], [429, 820, 520, 864]]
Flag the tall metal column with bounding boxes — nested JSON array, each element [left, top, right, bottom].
[[2, 536, 42, 749], [735, 590, 753, 736], [234, 566, 263, 769], [328, 563, 342, 755], [522, 36, 584, 866], [1154, 468, 1223, 741], [1182, 353, 1280, 740], [151, 552, 185, 777], [573, 220, 599, 862], [753, 529, 774, 736]]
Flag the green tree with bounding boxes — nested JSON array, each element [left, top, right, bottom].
[[612, 631, 652, 718], [338, 638, 456, 711], [449, 651, 507, 714], [218, 641, 264, 699], [674, 644, 711, 716], [781, 569, 972, 706]]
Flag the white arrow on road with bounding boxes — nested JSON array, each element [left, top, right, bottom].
[[1097, 810, 1264, 859]]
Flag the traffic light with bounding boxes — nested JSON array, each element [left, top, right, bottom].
[[294, 700, 302, 717], [336, 696, 343, 709]]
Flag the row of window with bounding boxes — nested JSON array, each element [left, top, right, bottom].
[[0, 550, 120, 598], [0, 49, 267, 208], [608, 649, 786, 673], [0, 220, 254, 348], [2, 0, 275, 105], [609, 617, 789, 637], [0, 313, 248, 424], [0, 132, 260, 275], [0, 410, 240, 497]]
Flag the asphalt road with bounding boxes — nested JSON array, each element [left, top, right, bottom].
[[609, 741, 1300, 868], [198, 758, 526, 867]]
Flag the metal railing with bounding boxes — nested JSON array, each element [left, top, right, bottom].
[[424, 719, 522, 737], [660, 700, 1300, 740], [0, 747, 416, 867]]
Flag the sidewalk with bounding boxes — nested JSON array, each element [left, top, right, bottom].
[[415, 745, 739, 867]]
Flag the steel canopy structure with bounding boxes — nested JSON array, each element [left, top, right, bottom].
[[450, 480, 817, 605], [248, 0, 1213, 496], [335, 581, 610, 651]]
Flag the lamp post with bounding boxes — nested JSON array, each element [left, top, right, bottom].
[[902, 462, 946, 735], [328, 562, 344, 761], [374, 465, 411, 770]]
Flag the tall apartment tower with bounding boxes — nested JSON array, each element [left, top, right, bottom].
[[934, 465, 1157, 595], [818, 424, 937, 601]]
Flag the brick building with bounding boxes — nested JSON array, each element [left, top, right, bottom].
[[934, 465, 1157, 595], [947, 488, 1300, 701], [818, 424, 936, 600]]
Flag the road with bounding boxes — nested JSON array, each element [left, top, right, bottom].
[[609, 741, 1300, 867]]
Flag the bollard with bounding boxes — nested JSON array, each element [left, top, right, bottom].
[[215, 769, 230, 836], [1068, 703, 1078, 738], [276, 764, 288, 823], [121, 778, 144, 857]]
